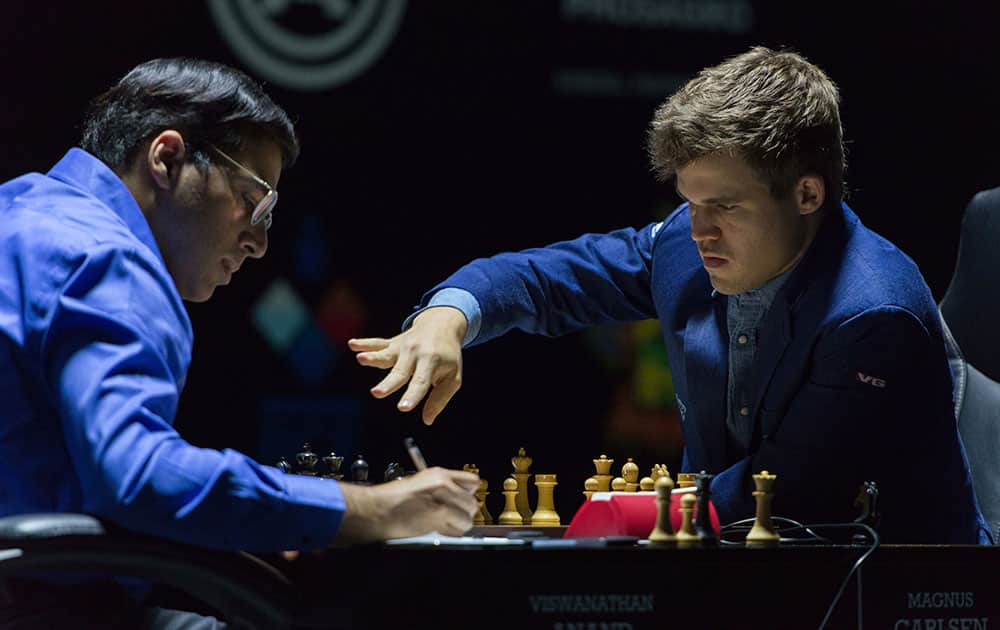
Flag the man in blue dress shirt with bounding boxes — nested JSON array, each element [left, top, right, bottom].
[[0, 58, 478, 627], [350, 47, 990, 544]]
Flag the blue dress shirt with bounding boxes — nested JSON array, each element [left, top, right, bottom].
[[724, 266, 793, 457], [0, 149, 345, 552]]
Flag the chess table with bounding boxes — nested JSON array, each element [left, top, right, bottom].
[[2, 511, 996, 629], [261, 449, 995, 628], [271, 539, 1000, 629]]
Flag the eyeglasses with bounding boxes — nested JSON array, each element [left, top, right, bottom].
[[209, 145, 278, 228]]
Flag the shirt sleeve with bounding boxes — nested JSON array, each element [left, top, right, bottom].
[[412, 224, 662, 346], [401, 287, 482, 347], [39, 245, 345, 552]]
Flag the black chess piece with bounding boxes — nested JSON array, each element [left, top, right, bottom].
[[693, 471, 718, 544], [852, 481, 880, 544], [350, 454, 370, 483], [853, 480, 880, 525], [383, 461, 404, 482], [323, 452, 344, 480], [296, 443, 319, 476], [276, 457, 292, 474]]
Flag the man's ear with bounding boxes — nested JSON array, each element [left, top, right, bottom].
[[795, 174, 825, 216], [147, 130, 187, 191]]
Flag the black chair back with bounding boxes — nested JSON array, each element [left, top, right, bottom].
[[940, 187, 1000, 542], [941, 187, 1000, 382]]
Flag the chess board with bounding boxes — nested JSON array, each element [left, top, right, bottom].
[[277, 443, 848, 549]]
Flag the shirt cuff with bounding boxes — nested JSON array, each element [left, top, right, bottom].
[[401, 287, 482, 347], [279, 471, 348, 550]]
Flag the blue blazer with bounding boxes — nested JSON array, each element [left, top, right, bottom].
[[428, 202, 989, 543]]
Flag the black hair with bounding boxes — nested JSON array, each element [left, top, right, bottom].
[[80, 58, 299, 173]]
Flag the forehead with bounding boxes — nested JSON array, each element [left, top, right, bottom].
[[675, 153, 768, 202]]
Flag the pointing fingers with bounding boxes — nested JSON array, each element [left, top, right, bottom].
[[421, 377, 462, 425], [351, 337, 398, 369], [372, 355, 416, 399], [348, 337, 390, 351]]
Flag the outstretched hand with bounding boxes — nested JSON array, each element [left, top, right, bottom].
[[349, 307, 468, 425]]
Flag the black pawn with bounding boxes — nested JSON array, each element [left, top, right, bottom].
[[276, 457, 292, 474], [351, 454, 370, 483], [694, 471, 718, 544], [384, 461, 404, 482]]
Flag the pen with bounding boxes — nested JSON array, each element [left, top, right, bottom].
[[404, 437, 428, 471]]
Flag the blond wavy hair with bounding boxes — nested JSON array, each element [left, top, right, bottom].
[[648, 46, 845, 207]]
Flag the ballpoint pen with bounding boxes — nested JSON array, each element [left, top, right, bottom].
[[404, 437, 428, 471]]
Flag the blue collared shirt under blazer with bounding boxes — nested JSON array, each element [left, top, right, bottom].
[[421, 201, 990, 544], [0, 149, 346, 552]]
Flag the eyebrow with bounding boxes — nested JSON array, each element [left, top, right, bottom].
[[230, 163, 276, 191], [233, 170, 275, 193], [211, 145, 276, 190], [674, 183, 740, 205]]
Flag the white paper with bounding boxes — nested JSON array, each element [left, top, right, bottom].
[[384, 531, 528, 546]]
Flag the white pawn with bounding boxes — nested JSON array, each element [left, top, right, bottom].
[[648, 476, 676, 544], [498, 477, 523, 525], [676, 493, 700, 546]]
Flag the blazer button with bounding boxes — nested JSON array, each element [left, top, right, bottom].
[[739, 407, 749, 416]]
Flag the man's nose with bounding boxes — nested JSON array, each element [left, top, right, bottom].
[[242, 226, 268, 259], [689, 205, 721, 242]]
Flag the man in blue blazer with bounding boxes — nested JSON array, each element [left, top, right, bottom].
[[351, 47, 990, 543]]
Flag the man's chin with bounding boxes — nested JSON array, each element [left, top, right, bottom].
[[709, 275, 754, 296], [180, 285, 216, 303], [708, 275, 737, 295], [711, 275, 769, 296]]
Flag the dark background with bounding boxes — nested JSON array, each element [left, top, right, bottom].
[[3, 1, 999, 520]]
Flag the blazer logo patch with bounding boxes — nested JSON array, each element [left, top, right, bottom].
[[856, 372, 887, 388]]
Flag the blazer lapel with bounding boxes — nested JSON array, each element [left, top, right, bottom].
[[748, 293, 793, 440], [748, 204, 849, 440], [683, 296, 729, 473]]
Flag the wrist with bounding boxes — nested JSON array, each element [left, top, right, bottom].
[[414, 306, 468, 342], [335, 482, 382, 545]]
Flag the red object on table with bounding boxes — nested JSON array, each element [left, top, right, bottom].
[[563, 491, 720, 539]]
